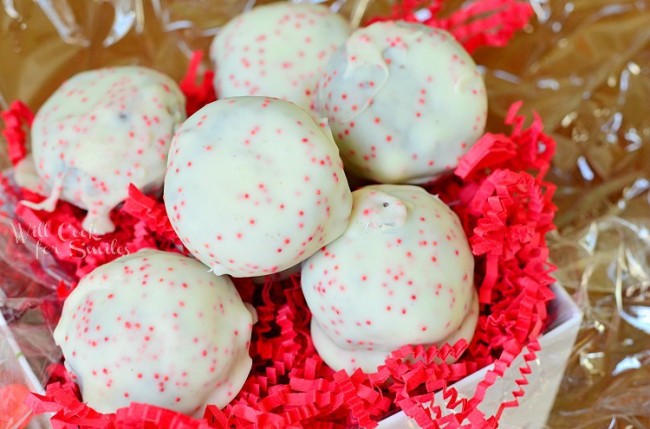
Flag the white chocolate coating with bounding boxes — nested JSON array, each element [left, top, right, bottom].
[[27, 66, 186, 234], [164, 97, 353, 278], [210, 2, 350, 114], [53, 249, 254, 416], [317, 22, 487, 184], [301, 185, 477, 373]]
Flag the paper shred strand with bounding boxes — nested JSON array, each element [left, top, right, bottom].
[[1, 100, 33, 166], [121, 184, 185, 248], [368, 0, 533, 54], [179, 51, 218, 117]]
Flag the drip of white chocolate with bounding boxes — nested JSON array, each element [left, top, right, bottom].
[[25, 66, 186, 234]]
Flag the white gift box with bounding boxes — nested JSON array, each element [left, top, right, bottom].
[[378, 283, 582, 429]]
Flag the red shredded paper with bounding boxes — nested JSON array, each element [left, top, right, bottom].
[[369, 0, 533, 54], [1, 100, 33, 166], [11, 186, 183, 282], [179, 51, 218, 116], [0, 3, 553, 428]]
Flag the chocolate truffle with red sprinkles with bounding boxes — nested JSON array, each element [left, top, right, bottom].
[[53, 249, 254, 416], [317, 21, 487, 184], [210, 2, 350, 114], [24, 66, 186, 234], [164, 96, 353, 278], [301, 184, 478, 373]]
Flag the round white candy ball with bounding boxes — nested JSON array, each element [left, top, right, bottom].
[[28, 66, 185, 234], [301, 184, 478, 373], [317, 22, 487, 183], [53, 249, 254, 415], [211, 2, 350, 114], [164, 97, 353, 278]]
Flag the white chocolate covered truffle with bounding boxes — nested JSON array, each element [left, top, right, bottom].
[[317, 22, 487, 183], [53, 249, 254, 416], [210, 2, 350, 113], [164, 97, 353, 278], [26, 66, 186, 234], [301, 185, 478, 373]]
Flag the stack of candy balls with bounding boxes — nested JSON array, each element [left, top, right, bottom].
[[19, 1, 491, 418]]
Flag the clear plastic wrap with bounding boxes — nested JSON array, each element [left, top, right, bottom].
[[546, 217, 650, 429], [469, 1, 650, 427], [1, 0, 649, 428], [1, 301, 58, 429]]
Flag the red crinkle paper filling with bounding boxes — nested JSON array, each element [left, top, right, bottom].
[[0, 2, 557, 428]]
